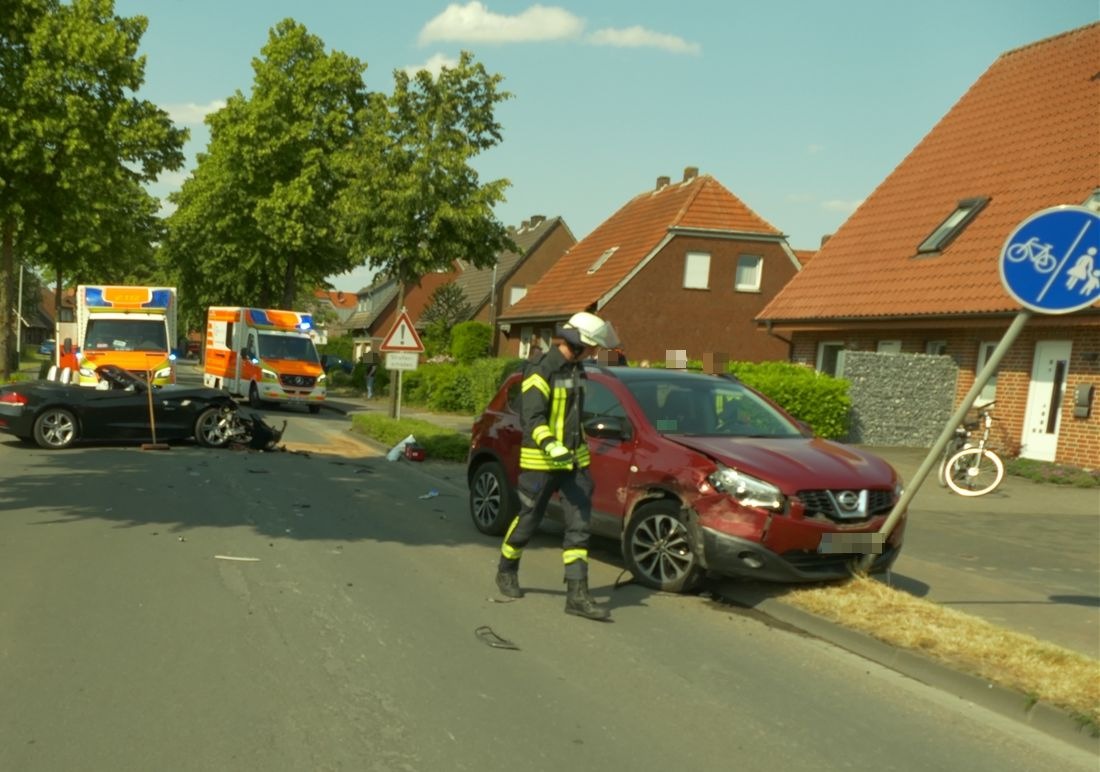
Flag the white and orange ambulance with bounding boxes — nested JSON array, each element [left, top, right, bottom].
[[202, 307, 326, 413], [71, 285, 178, 386]]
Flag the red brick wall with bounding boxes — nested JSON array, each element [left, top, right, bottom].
[[602, 235, 795, 364], [791, 322, 1100, 468]]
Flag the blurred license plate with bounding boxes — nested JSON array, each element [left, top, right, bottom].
[[818, 532, 884, 554]]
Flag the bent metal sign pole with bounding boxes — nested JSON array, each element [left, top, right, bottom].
[[861, 205, 1100, 572]]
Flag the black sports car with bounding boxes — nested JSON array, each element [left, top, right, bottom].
[[0, 365, 240, 449]]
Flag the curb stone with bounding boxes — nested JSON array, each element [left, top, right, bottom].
[[715, 583, 1100, 755]]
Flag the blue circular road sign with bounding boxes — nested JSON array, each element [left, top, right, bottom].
[[1000, 205, 1100, 314]]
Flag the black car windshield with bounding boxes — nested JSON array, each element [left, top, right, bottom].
[[258, 333, 320, 363], [619, 371, 803, 438]]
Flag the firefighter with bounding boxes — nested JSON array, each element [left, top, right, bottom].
[[495, 311, 621, 621]]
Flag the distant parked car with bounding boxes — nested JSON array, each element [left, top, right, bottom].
[[466, 364, 907, 591], [320, 354, 354, 375], [38, 339, 55, 357]]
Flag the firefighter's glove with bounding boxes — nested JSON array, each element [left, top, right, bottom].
[[544, 441, 573, 463]]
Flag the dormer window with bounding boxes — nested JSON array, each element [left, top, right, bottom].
[[587, 246, 619, 274], [916, 197, 989, 254], [1083, 188, 1100, 213]]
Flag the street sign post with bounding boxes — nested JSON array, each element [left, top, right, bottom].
[[999, 205, 1100, 314], [379, 309, 425, 421]]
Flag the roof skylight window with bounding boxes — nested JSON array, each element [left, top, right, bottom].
[[916, 197, 989, 254], [587, 246, 619, 274]]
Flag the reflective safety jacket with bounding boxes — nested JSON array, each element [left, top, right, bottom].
[[519, 346, 590, 471]]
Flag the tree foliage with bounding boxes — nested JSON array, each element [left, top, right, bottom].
[[338, 51, 515, 307], [0, 0, 186, 378], [163, 19, 368, 328]]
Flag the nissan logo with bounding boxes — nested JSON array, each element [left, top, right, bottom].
[[836, 491, 860, 511]]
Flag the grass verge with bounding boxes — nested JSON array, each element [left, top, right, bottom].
[[349, 412, 469, 461], [781, 575, 1100, 730]]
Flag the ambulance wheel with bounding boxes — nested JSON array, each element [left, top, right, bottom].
[[248, 382, 264, 408]]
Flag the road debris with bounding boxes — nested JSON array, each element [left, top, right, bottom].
[[474, 625, 519, 651], [418, 489, 439, 499], [214, 555, 260, 562]]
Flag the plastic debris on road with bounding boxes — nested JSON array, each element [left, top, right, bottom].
[[386, 433, 417, 461], [418, 489, 439, 499]]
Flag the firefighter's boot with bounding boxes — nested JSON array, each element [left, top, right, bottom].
[[495, 570, 524, 599], [564, 579, 611, 621]]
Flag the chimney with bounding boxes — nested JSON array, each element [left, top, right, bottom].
[[521, 219, 530, 230], [820, 233, 832, 247], [683, 166, 699, 182], [529, 214, 545, 226], [656, 175, 671, 190]]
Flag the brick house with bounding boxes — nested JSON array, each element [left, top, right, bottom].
[[757, 23, 1100, 467], [449, 215, 576, 354], [342, 264, 464, 361], [497, 167, 804, 363]]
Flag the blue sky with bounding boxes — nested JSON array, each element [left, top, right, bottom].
[[113, 0, 1099, 292]]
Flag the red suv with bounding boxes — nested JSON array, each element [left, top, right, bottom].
[[466, 364, 906, 592]]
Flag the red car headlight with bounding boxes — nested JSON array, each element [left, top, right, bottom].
[[707, 465, 784, 511]]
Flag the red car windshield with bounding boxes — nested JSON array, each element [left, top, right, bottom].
[[618, 373, 803, 438]]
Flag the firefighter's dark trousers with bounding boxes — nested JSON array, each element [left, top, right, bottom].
[[498, 468, 594, 582]]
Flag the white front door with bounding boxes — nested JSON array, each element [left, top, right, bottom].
[[1019, 340, 1072, 462]]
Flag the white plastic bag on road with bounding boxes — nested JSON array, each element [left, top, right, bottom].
[[386, 434, 417, 462]]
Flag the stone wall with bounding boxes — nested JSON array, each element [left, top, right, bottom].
[[843, 351, 958, 447]]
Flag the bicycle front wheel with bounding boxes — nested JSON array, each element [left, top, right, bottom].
[[944, 448, 1005, 497]]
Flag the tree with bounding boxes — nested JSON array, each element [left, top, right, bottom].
[[419, 280, 472, 356], [164, 19, 368, 318], [338, 51, 515, 314], [0, 0, 186, 378]]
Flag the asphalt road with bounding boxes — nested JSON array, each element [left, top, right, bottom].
[[0, 418, 1095, 771]]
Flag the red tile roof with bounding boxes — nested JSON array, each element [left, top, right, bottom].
[[500, 173, 781, 320], [314, 289, 358, 310], [760, 23, 1100, 322]]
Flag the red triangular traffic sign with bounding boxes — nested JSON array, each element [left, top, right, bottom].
[[379, 310, 425, 352]]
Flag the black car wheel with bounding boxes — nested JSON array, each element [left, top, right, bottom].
[[33, 407, 78, 449], [194, 406, 231, 448], [469, 460, 515, 536], [623, 501, 702, 593], [308, 404, 321, 414]]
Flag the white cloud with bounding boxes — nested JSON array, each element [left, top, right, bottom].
[[587, 26, 701, 55], [403, 53, 460, 78], [419, 2, 584, 45], [821, 198, 864, 213], [165, 100, 226, 126]]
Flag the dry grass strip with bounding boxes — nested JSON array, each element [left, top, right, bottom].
[[781, 575, 1100, 726]]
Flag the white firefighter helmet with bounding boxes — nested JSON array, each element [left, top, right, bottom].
[[561, 312, 620, 349]]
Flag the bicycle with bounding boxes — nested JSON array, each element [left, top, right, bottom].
[[1005, 237, 1057, 273], [937, 402, 1005, 496]]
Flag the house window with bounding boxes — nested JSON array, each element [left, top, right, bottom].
[[925, 340, 948, 355], [876, 340, 902, 354], [683, 252, 710, 289], [916, 197, 989, 254], [518, 326, 533, 359], [735, 255, 763, 292], [816, 341, 847, 378], [587, 246, 619, 274], [508, 286, 527, 306], [976, 341, 999, 402]]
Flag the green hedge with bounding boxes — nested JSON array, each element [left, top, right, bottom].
[[728, 361, 851, 440], [393, 357, 850, 440]]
